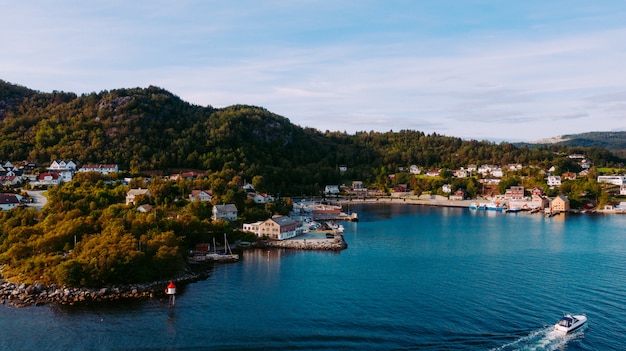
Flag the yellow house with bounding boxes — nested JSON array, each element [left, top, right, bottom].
[[550, 194, 570, 213]]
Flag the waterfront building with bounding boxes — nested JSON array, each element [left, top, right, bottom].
[[504, 186, 525, 200], [550, 194, 570, 213], [449, 188, 467, 200], [243, 215, 297, 240], [352, 181, 366, 192]]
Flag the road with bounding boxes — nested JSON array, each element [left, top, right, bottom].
[[25, 190, 47, 209]]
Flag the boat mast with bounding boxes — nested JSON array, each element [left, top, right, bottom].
[[224, 233, 232, 254]]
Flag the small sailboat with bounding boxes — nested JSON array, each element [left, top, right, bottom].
[[189, 234, 239, 263]]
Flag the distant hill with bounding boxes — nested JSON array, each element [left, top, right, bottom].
[[2, 79, 625, 195], [524, 131, 626, 158]]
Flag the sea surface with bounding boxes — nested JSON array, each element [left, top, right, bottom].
[[2, 204, 626, 350]]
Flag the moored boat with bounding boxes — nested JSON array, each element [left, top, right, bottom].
[[189, 234, 239, 263], [469, 202, 485, 210], [485, 202, 504, 211], [554, 314, 587, 334]]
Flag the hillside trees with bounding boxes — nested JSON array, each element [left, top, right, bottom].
[[2, 80, 626, 197]]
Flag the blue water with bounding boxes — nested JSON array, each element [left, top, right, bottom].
[[2, 204, 626, 350]]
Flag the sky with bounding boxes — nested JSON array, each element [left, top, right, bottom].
[[2, 1, 626, 142]]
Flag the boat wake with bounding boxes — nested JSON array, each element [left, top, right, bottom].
[[490, 326, 586, 351]]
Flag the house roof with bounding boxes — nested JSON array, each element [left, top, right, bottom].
[[137, 204, 153, 212], [554, 194, 570, 202], [270, 215, 296, 226], [127, 188, 151, 196], [191, 189, 212, 196], [215, 204, 237, 212], [0, 193, 20, 204], [37, 172, 60, 180]]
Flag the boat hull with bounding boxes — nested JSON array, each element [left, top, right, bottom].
[[554, 314, 587, 334]]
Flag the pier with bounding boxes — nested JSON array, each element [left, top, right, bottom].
[[260, 231, 348, 251]]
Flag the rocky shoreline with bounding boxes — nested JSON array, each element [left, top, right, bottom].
[[258, 234, 348, 251], [1, 234, 347, 308], [0, 269, 206, 308]]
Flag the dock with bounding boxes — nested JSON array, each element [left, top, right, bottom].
[[260, 231, 348, 251], [188, 253, 239, 263]]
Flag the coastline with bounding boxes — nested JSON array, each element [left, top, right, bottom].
[[334, 195, 624, 214], [0, 268, 207, 308], [3, 197, 618, 308], [335, 196, 474, 208]]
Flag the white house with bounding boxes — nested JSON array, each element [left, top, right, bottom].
[[0, 176, 21, 186], [547, 175, 562, 187], [352, 181, 366, 192], [409, 165, 421, 175], [252, 193, 274, 204], [126, 188, 151, 205], [507, 164, 523, 171], [491, 167, 504, 178], [324, 185, 340, 195], [0, 162, 24, 181], [597, 175, 626, 186], [79, 164, 119, 174], [454, 169, 469, 178], [579, 159, 592, 169], [212, 204, 238, 222], [425, 169, 441, 177], [478, 165, 495, 176], [48, 160, 76, 182], [442, 184, 452, 193], [35, 172, 61, 186], [137, 204, 153, 213], [189, 190, 212, 202]]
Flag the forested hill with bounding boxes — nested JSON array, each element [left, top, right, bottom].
[[1, 79, 623, 194], [543, 132, 626, 152]]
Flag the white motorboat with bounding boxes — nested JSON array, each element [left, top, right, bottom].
[[554, 314, 587, 334]]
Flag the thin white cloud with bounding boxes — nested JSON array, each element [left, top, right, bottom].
[[2, 1, 626, 141]]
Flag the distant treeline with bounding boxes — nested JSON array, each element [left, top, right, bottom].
[[1, 79, 624, 195]]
